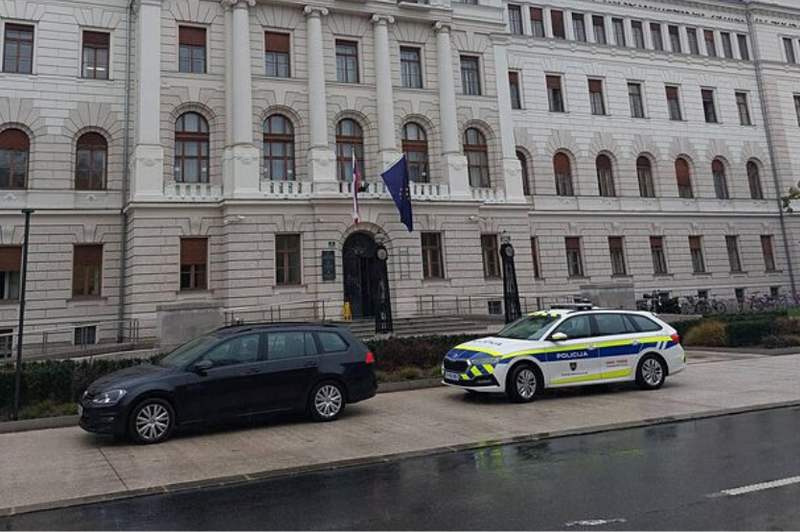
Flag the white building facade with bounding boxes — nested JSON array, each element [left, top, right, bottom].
[[0, 0, 799, 347]]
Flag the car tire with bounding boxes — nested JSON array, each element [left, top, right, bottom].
[[506, 363, 540, 403], [308, 380, 346, 422], [636, 354, 667, 390], [128, 397, 176, 445]]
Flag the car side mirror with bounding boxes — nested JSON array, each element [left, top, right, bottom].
[[550, 332, 568, 342], [193, 359, 214, 375]]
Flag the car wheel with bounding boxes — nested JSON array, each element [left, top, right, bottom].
[[129, 398, 175, 445], [506, 363, 540, 403], [309, 381, 346, 422], [636, 355, 667, 390]]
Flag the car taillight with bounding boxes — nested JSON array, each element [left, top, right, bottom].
[[365, 351, 375, 364], [671, 333, 681, 344]]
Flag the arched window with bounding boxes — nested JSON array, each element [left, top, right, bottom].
[[263, 115, 294, 181], [402, 123, 429, 183], [174, 112, 209, 183], [596, 154, 616, 197], [712, 158, 729, 199], [75, 132, 107, 190], [637, 156, 655, 198], [554, 152, 573, 196], [336, 119, 364, 182], [747, 160, 763, 200], [464, 128, 490, 188], [0, 128, 29, 189], [517, 150, 530, 196], [675, 157, 693, 199]]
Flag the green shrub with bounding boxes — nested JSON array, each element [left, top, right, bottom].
[[725, 320, 774, 347], [761, 334, 800, 348], [683, 320, 727, 347], [395, 367, 426, 381], [366, 334, 480, 373], [773, 317, 800, 336], [18, 400, 77, 420]]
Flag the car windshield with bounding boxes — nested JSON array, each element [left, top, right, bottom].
[[496, 315, 559, 340], [158, 335, 220, 368]]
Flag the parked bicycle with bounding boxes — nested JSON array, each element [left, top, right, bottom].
[[678, 295, 726, 315], [636, 290, 682, 314]]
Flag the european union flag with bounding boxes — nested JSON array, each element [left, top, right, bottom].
[[381, 155, 413, 232]]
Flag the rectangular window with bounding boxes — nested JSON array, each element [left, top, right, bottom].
[[632, 21, 645, 49], [650, 236, 668, 275], [180, 237, 208, 291], [551, 10, 566, 39], [275, 234, 301, 285], [421, 232, 444, 279], [531, 8, 545, 38], [628, 82, 645, 118], [508, 4, 524, 36], [593, 16, 607, 45], [0, 329, 12, 358], [3, 23, 33, 74], [736, 91, 752, 126], [608, 237, 627, 276], [565, 237, 584, 278], [721, 32, 734, 58], [72, 244, 102, 297], [689, 236, 706, 274], [762, 235, 776, 271], [650, 23, 664, 51], [785, 38, 797, 64], [666, 85, 682, 121], [704, 29, 717, 57], [74, 325, 97, 347], [509, 71, 522, 109], [547, 75, 565, 113], [460, 55, 481, 96], [589, 79, 606, 116], [677, 163, 693, 199], [336, 40, 359, 83], [0, 246, 21, 301], [178, 26, 206, 74], [400, 46, 423, 88], [265, 32, 290, 78], [726, 235, 742, 272], [82, 31, 110, 79], [738, 34, 749, 60], [702, 89, 718, 123], [612, 18, 626, 47], [687, 28, 700, 55], [531, 237, 542, 279], [795, 95, 800, 127], [481, 234, 501, 278], [572, 14, 587, 43], [668, 25, 681, 53]]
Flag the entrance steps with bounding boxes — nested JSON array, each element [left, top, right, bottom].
[[335, 315, 502, 339]]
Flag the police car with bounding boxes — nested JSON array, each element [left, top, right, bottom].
[[442, 306, 686, 402]]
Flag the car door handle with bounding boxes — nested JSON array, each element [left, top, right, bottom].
[[303, 361, 318, 368], [631, 341, 641, 346]]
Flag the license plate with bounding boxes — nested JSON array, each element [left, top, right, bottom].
[[77, 404, 83, 416], [445, 371, 461, 381]]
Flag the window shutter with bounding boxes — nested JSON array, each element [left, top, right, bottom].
[[265, 32, 290, 53], [531, 8, 543, 22], [546, 75, 561, 89], [0, 247, 21, 272], [0, 129, 30, 150], [74, 245, 103, 265], [676, 159, 690, 186], [554, 153, 570, 174], [181, 238, 208, 265], [665, 86, 679, 100], [650, 237, 663, 248], [83, 31, 110, 46], [588, 79, 603, 93], [689, 236, 701, 250], [565, 237, 580, 251], [179, 26, 206, 46]]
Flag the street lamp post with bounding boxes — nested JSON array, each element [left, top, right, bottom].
[[12, 208, 34, 421], [373, 233, 393, 335], [500, 230, 522, 323]]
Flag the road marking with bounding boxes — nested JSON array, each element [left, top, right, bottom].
[[719, 475, 800, 497], [565, 518, 627, 527]]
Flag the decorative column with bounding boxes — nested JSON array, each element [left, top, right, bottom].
[[372, 15, 400, 169], [492, 35, 525, 202], [222, 0, 259, 198], [131, 0, 164, 201], [304, 5, 337, 191], [434, 22, 470, 200], [543, 7, 553, 38]]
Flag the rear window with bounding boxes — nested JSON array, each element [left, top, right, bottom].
[[316, 331, 349, 353], [594, 313, 636, 336], [267, 331, 318, 360], [626, 314, 662, 332]]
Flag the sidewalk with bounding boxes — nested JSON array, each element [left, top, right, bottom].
[[3, 353, 800, 516]]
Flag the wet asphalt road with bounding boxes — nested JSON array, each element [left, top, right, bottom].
[[3, 406, 800, 531]]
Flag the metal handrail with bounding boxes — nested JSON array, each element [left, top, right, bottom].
[[0, 318, 140, 360]]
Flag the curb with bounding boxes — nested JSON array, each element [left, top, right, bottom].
[[2, 399, 799, 518]]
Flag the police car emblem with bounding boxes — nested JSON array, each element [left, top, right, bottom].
[[570, 362, 578, 371]]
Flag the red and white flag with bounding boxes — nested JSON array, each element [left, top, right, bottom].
[[351, 150, 361, 225]]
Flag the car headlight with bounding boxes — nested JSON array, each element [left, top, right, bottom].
[[468, 357, 498, 367], [91, 389, 127, 406]]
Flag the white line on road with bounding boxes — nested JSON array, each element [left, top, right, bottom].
[[719, 475, 800, 497], [564, 518, 627, 527]]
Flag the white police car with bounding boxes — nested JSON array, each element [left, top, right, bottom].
[[442, 307, 686, 402]]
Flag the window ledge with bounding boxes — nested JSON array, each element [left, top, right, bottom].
[[0, 299, 19, 307], [766, 269, 783, 274], [612, 274, 632, 279], [654, 273, 673, 278], [67, 296, 108, 304], [176, 289, 212, 298], [692, 272, 712, 277], [273, 284, 307, 293], [730, 271, 748, 276], [422, 277, 450, 284]]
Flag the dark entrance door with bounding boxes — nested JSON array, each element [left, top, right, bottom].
[[343, 232, 377, 319]]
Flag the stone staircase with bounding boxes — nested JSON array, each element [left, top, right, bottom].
[[336, 315, 502, 339]]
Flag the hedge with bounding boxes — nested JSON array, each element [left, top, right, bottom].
[[676, 313, 795, 348]]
